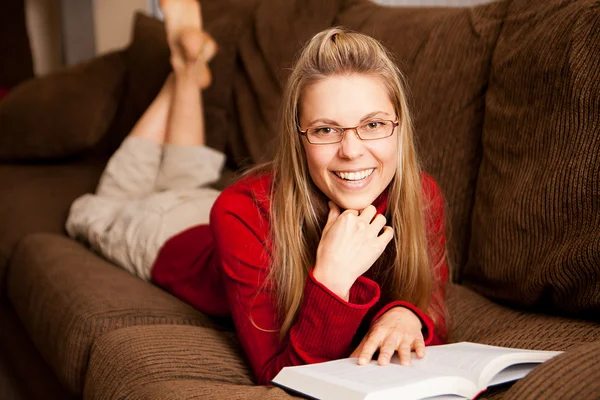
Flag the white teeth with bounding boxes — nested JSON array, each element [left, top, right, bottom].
[[335, 169, 374, 181]]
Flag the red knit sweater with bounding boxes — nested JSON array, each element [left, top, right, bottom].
[[152, 172, 448, 384]]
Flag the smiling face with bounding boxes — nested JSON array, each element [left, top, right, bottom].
[[299, 74, 399, 211]]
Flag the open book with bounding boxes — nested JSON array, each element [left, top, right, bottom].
[[271, 342, 562, 400]]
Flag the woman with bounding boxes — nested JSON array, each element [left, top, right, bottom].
[[67, 0, 448, 386]]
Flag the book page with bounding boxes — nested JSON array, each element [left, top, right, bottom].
[[409, 343, 561, 389], [273, 358, 478, 400]]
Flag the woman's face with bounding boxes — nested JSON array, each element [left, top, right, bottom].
[[299, 74, 399, 211]]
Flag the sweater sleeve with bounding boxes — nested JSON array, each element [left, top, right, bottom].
[[210, 182, 381, 385]]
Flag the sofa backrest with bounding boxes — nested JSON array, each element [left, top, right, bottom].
[[464, 0, 600, 319]]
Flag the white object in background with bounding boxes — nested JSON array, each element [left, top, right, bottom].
[[25, 0, 63, 76]]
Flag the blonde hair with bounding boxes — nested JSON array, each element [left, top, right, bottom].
[[252, 27, 446, 338]]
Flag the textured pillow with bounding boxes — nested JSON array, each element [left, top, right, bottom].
[[0, 51, 126, 161], [337, 0, 506, 277], [464, 0, 600, 318]]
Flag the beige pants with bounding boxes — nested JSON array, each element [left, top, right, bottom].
[[66, 137, 225, 280]]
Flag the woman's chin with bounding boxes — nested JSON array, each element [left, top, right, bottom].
[[332, 196, 376, 212]]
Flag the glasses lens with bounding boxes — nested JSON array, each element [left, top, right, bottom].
[[357, 120, 394, 140], [307, 126, 343, 144]]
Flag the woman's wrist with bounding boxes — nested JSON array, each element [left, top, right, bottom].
[[312, 264, 354, 301]]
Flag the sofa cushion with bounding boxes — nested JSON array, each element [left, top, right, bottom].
[[0, 51, 127, 161], [504, 341, 600, 400], [328, 1, 507, 276], [464, 0, 600, 317], [84, 325, 291, 399], [0, 161, 106, 295], [447, 284, 600, 349], [7, 233, 219, 396], [448, 283, 600, 399]]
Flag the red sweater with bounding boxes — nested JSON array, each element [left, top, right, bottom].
[[152, 172, 448, 384]]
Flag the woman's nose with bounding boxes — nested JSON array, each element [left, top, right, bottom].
[[338, 128, 365, 159]]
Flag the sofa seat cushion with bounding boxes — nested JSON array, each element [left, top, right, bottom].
[[7, 233, 220, 396], [84, 325, 290, 399], [448, 284, 600, 399], [464, 0, 600, 316], [0, 161, 106, 295], [447, 284, 600, 349]]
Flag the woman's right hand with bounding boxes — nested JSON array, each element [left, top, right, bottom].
[[313, 202, 394, 301]]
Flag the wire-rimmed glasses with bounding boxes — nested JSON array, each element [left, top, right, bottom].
[[298, 119, 399, 145]]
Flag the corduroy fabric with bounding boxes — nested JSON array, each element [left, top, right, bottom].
[[0, 51, 126, 161], [464, 0, 600, 316], [102, 380, 290, 400], [504, 341, 600, 400], [84, 325, 293, 399], [0, 161, 106, 296], [447, 284, 600, 349], [336, 0, 506, 282], [447, 284, 600, 399], [229, 0, 345, 169], [6, 233, 219, 395]]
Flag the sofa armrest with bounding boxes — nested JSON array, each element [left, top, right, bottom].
[[0, 51, 127, 161], [84, 325, 292, 399]]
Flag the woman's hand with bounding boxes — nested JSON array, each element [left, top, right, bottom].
[[313, 202, 393, 300], [350, 307, 425, 366]]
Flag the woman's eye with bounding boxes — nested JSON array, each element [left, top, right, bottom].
[[316, 127, 335, 135], [366, 121, 382, 129]]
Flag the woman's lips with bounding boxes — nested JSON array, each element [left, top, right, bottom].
[[331, 168, 376, 189]]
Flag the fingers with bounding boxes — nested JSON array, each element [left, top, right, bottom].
[[357, 330, 384, 365], [377, 334, 398, 366], [358, 205, 376, 222], [325, 201, 342, 229], [396, 338, 412, 366], [413, 336, 426, 359], [378, 225, 394, 242]]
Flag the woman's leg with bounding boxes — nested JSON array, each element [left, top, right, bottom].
[[95, 75, 175, 199], [155, 0, 225, 191]]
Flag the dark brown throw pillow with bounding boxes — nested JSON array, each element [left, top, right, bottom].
[[0, 51, 126, 161], [337, 0, 506, 277], [464, 0, 600, 318]]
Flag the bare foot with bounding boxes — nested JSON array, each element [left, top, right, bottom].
[[160, 0, 217, 88]]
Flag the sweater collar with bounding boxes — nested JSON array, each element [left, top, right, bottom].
[[373, 188, 389, 215]]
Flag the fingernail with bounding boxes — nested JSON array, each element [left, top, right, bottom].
[[358, 358, 366, 365]]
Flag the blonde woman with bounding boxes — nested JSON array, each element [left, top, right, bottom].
[[154, 24, 448, 383], [68, 0, 449, 386]]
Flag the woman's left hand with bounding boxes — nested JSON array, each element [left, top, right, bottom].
[[350, 307, 426, 366]]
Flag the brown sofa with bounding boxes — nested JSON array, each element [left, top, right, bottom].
[[1, 0, 599, 399]]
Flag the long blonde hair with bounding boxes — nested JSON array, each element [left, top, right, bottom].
[[252, 27, 446, 338]]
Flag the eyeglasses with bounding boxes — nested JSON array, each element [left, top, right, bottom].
[[298, 119, 399, 145]]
